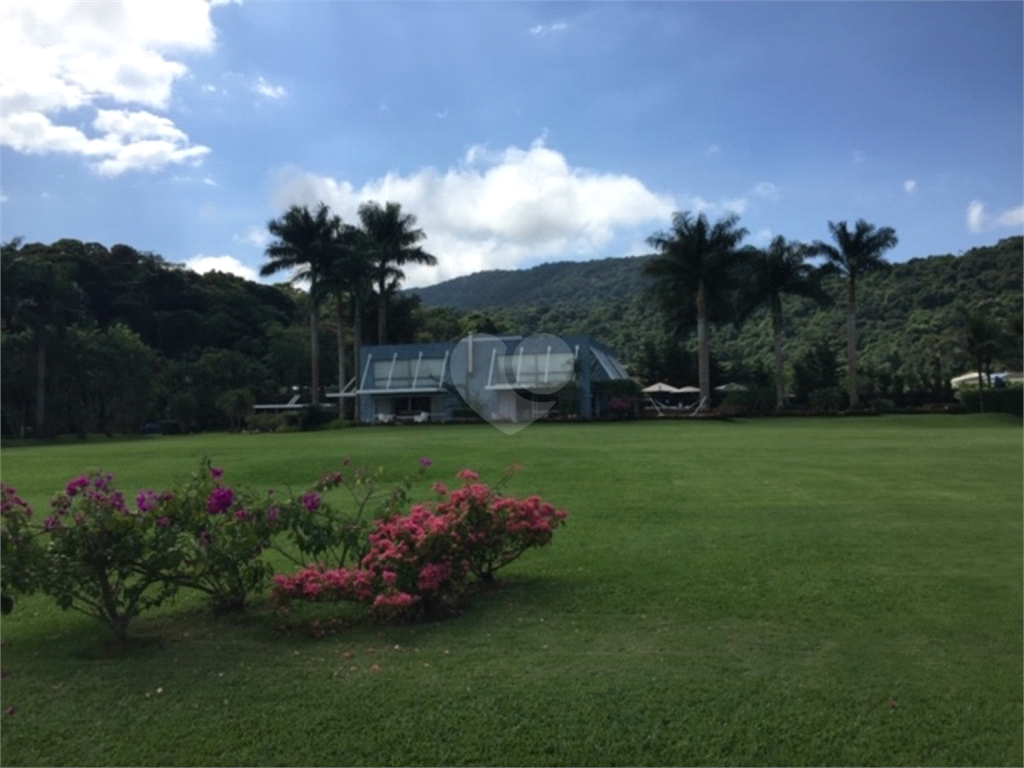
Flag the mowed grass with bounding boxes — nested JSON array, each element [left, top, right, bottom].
[[0, 415, 1020, 766]]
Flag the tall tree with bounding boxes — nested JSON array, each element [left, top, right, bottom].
[[1, 241, 88, 436], [958, 307, 1004, 412], [808, 219, 898, 408], [643, 211, 749, 408], [260, 203, 343, 407], [357, 201, 437, 345], [737, 237, 834, 411], [321, 223, 374, 420]]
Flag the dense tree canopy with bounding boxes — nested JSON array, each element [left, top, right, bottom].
[[1, 228, 1019, 438]]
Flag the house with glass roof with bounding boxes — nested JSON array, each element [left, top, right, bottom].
[[341, 334, 632, 424]]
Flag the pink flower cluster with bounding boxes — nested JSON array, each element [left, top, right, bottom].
[[271, 564, 377, 603], [206, 487, 235, 514], [0, 483, 32, 519]]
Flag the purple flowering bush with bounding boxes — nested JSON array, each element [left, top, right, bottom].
[[148, 458, 279, 613], [25, 472, 185, 639]]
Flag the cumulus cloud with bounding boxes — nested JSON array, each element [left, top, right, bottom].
[[904, 179, 916, 194], [253, 76, 286, 99], [529, 21, 568, 36], [2, 109, 209, 175], [185, 255, 259, 281], [0, 0, 214, 174], [966, 200, 1024, 233], [273, 138, 677, 286]]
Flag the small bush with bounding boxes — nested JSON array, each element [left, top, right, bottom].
[[868, 397, 896, 414], [244, 412, 293, 432], [719, 387, 776, 416], [958, 386, 1023, 416], [808, 387, 846, 413]]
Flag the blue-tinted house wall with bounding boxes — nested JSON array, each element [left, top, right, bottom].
[[355, 335, 630, 423]]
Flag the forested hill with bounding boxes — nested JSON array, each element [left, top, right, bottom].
[[410, 238, 1021, 313], [410, 254, 653, 309]]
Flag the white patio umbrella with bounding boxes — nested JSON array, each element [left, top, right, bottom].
[[675, 385, 701, 394], [642, 382, 679, 394], [714, 382, 748, 392]]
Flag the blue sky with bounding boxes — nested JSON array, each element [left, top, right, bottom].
[[2, 0, 1021, 288]]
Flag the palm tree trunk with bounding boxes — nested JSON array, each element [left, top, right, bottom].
[[310, 307, 320, 407], [697, 282, 710, 409], [35, 337, 46, 436], [377, 286, 387, 345], [353, 296, 363, 422], [336, 296, 346, 421], [771, 299, 785, 412], [846, 279, 858, 409]]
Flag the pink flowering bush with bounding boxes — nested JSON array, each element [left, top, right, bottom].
[[272, 460, 430, 570], [272, 466, 568, 618]]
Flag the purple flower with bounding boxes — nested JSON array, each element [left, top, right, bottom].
[[137, 489, 158, 512], [65, 476, 89, 497], [419, 457, 433, 468], [211, 467, 224, 479], [156, 516, 170, 528], [267, 506, 280, 523], [301, 492, 321, 512], [207, 487, 235, 514], [43, 515, 62, 531], [234, 508, 251, 521]]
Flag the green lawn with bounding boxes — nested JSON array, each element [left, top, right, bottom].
[[1, 415, 1021, 766]]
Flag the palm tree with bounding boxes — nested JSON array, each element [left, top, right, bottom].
[[357, 201, 437, 344], [958, 307, 1004, 412], [644, 211, 749, 409], [738, 236, 833, 411], [808, 219, 898, 408], [260, 203, 343, 407], [320, 223, 374, 420]]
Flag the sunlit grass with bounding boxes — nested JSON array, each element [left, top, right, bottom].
[[1, 415, 1021, 766]]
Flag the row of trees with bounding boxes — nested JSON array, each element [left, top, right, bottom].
[[644, 212, 902, 411], [261, 201, 436, 417]]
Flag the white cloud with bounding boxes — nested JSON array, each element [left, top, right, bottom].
[[995, 205, 1024, 228], [210, 0, 243, 7], [185, 255, 258, 281], [755, 228, 773, 243], [966, 200, 1024, 233], [0, 0, 214, 175], [253, 76, 286, 99], [904, 179, 916, 194], [203, 177, 216, 186], [2, 109, 209, 175], [273, 138, 676, 286], [751, 182, 780, 202], [236, 226, 270, 249], [529, 21, 568, 36], [0, 193, 8, 204], [967, 201, 986, 232]]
